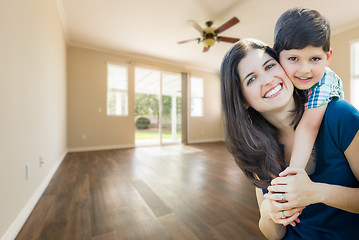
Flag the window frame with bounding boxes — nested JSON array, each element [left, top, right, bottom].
[[350, 41, 359, 110], [190, 76, 204, 117], [106, 62, 129, 116]]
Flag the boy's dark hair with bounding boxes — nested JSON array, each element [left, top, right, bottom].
[[273, 7, 331, 54]]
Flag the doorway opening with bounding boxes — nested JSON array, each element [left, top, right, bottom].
[[134, 67, 182, 146]]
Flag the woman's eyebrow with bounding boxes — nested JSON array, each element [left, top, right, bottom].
[[243, 72, 254, 82], [242, 59, 273, 82], [263, 59, 272, 67]]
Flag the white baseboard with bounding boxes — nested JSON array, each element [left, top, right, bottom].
[[187, 138, 224, 144], [1, 151, 67, 240], [67, 144, 135, 153]]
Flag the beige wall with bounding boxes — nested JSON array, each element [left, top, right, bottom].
[[67, 47, 135, 151], [331, 25, 359, 102], [67, 46, 223, 151], [0, 0, 67, 239], [188, 70, 224, 143]]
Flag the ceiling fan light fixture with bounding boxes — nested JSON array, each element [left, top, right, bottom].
[[203, 38, 215, 48], [178, 17, 240, 52]]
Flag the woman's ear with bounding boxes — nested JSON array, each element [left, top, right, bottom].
[[326, 48, 333, 66], [243, 102, 250, 109]]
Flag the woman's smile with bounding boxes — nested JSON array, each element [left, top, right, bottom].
[[264, 83, 283, 98]]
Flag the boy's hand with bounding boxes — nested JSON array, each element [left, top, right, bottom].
[[279, 166, 300, 177]]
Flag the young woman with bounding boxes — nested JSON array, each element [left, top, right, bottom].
[[220, 38, 359, 240]]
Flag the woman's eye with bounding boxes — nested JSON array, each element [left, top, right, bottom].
[[311, 57, 321, 61], [265, 64, 275, 71], [247, 76, 256, 85], [288, 57, 297, 61]]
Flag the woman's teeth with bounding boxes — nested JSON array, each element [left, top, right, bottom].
[[265, 84, 282, 98]]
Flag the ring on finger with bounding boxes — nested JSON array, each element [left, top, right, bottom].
[[281, 211, 286, 219], [281, 193, 286, 201]]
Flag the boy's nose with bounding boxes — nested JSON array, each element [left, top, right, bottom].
[[298, 62, 310, 74]]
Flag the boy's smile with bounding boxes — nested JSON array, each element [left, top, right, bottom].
[[279, 45, 332, 90]]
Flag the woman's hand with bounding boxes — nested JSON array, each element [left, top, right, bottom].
[[266, 167, 319, 211], [260, 197, 302, 227]]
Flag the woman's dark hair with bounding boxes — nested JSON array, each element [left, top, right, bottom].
[[273, 7, 331, 54], [220, 39, 306, 188]]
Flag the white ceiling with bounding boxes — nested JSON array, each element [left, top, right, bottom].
[[57, 0, 359, 73]]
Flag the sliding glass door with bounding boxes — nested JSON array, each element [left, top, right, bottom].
[[161, 72, 182, 144], [135, 67, 182, 146]]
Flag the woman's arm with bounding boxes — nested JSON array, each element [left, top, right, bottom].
[[267, 130, 359, 214], [317, 130, 359, 213], [345, 131, 359, 181], [256, 188, 293, 240]]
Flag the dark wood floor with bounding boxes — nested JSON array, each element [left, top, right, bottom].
[[16, 142, 266, 240]]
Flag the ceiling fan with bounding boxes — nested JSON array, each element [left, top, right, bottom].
[[178, 17, 240, 52]]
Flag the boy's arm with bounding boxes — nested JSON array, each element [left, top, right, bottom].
[[289, 104, 327, 169]]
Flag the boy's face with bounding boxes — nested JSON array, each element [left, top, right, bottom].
[[279, 45, 332, 90]]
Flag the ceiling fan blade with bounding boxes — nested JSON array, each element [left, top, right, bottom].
[[215, 17, 239, 35], [217, 36, 240, 43], [177, 38, 201, 44], [203, 46, 209, 52], [188, 20, 204, 33]]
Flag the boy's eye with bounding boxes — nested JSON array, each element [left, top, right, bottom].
[[288, 57, 298, 61], [311, 57, 321, 61]]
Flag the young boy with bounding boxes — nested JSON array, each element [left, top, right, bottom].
[[273, 8, 344, 171]]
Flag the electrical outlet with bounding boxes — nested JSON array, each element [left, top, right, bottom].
[[82, 134, 87, 140]]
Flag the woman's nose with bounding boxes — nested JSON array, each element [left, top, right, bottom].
[[262, 74, 274, 85]]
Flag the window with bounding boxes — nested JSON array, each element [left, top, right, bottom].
[[351, 41, 359, 110], [190, 77, 204, 117], [107, 63, 128, 116]]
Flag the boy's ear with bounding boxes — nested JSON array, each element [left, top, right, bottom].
[[326, 48, 333, 66]]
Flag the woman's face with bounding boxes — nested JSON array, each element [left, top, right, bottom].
[[238, 48, 294, 114]]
